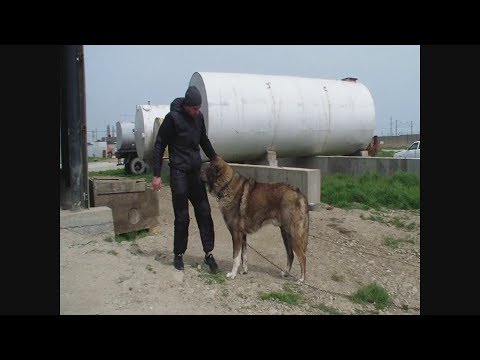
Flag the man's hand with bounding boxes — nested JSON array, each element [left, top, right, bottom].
[[152, 176, 163, 191]]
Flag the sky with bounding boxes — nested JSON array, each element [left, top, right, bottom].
[[84, 45, 419, 140]]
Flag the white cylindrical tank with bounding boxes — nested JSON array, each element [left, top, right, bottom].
[[189, 72, 375, 162], [134, 104, 170, 160], [116, 121, 136, 151]]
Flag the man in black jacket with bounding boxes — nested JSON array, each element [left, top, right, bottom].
[[152, 86, 219, 273]]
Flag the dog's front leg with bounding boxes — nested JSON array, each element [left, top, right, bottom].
[[226, 231, 243, 279], [240, 234, 248, 274]]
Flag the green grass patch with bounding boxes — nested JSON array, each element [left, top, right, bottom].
[[259, 285, 303, 305], [383, 236, 415, 249], [390, 218, 417, 230], [115, 229, 149, 243], [374, 150, 394, 158], [310, 303, 342, 315], [360, 213, 387, 225], [197, 268, 225, 284], [322, 172, 419, 210], [350, 283, 392, 310], [88, 157, 114, 162]]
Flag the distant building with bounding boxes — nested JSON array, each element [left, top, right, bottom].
[[87, 141, 107, 157], [377, 134, 420, 149]]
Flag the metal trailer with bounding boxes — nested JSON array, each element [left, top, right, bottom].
[[115, 121, 146, 174]]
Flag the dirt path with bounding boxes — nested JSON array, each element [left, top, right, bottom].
[[60, 186, 420, 315]]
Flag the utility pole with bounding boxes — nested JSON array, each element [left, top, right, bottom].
[[390, 117, 393, 136], [410, 121, 413, 135], [395, 120, 398, 136]]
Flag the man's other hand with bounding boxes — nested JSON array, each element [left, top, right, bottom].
[[152, 176, 163, 191]]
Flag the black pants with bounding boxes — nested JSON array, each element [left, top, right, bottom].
[[170, 168, 214, 256]]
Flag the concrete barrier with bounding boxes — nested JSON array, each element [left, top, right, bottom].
[[278, 156, 420, 179], [162, 160, 321, 206], [229, 163, 320, 206]]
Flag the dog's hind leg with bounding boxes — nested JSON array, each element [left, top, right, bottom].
[[291, 198, 309, 284], [226, 231, 243, 280], [291, 239, 306, 284], [240, 234, 248, 274], [280, 227, 294, 278]]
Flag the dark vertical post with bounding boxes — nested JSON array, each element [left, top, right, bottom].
[[63, 45, 89, 210]]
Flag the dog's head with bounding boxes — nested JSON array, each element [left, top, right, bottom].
[[200, 156, 233, 194]]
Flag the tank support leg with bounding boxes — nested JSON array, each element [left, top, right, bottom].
[[266, 150, 278, 167]]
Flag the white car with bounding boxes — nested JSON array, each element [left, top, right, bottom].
[[393, 140, 420, 159]]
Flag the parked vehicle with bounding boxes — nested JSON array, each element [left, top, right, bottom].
[[393, 140, 420, 159], [115, 121, 146, 174], [115, 149, 146, 174]]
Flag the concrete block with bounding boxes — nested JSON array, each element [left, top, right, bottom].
[[230, 163, 321, 206], [89, 178, 160, 235], [60, 206, 114, 237]]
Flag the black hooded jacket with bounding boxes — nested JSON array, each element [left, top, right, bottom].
[[153, 97, 217, 176]]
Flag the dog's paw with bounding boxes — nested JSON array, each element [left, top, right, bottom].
[[226, 272, 237, 279], [239, 269, 248, 275], [296, 278, 305, 285], [281, 271, 290, 278]]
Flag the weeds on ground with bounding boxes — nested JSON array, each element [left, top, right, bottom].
[[115, 229, 149, 243], [383, 236, 415, 249], [197, 267, 225, 284], [350, 283, 392, 310], [259, 285, 303, 305]]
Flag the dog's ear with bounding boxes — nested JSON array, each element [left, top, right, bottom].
[[211, 155, 223, 166]]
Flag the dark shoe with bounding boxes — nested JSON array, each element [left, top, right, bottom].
[[174, 254, 184, 270], [204, 253, 218, 274]]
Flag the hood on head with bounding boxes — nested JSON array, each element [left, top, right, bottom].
[[170, 97, 185, 112]]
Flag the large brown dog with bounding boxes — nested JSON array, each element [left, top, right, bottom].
[[201, 157, 309, 283]]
